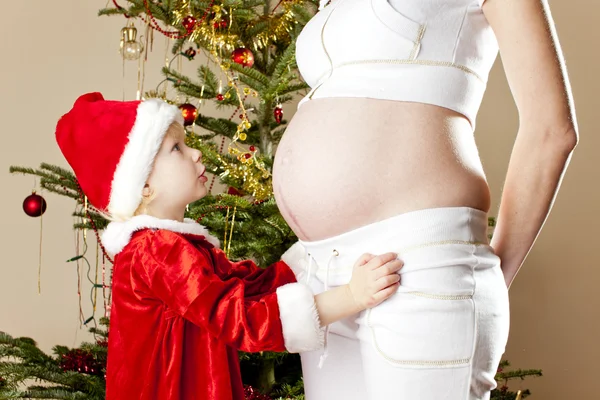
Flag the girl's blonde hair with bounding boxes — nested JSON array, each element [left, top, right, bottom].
[[133, 186, 156, 217]]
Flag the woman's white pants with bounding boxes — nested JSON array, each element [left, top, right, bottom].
[[284, 207, 510, 400]]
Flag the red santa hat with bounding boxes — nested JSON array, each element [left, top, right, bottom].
[[55, 92, 184, 220]]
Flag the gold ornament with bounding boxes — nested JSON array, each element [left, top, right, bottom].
[[120, 21, 144, 61]]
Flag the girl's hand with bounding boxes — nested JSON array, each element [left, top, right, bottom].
[[347, 252, 403, 310]]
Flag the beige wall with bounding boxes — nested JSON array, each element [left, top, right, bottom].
[[478, 1, 600, 398], [0, 1, 597, 398]]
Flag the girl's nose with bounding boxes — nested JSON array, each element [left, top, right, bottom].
[[192, 148, 202, 162]]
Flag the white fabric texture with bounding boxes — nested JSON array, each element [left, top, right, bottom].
[[296, 0, 499, 128], [286, 207, 510, 400]]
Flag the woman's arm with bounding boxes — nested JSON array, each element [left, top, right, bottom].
[[482, 0, 578, 289]]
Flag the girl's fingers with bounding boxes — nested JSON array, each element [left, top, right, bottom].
[[373, 259, 404, 280], [366, 252, 398, 270], [375, 273, 401, 290], [372, 282, 400, 303]]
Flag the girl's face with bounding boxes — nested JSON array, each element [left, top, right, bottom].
[[144, 123, 208, 221]]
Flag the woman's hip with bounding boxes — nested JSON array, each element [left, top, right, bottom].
[[288, 205, 510, 351], [295, 206, 500, 287]]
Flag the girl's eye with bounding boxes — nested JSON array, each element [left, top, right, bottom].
[[173, 143, 181, 152]]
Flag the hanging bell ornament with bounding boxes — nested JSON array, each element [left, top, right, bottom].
[[120, 21, 144, 61]]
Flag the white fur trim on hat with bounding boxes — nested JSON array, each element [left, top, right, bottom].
[[276, 283, 324, 353], [101, 215, 220, 256], [107, 99, 184, 221]]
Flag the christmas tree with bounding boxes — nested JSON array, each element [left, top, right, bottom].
[[3, 1, 542, 399], [7, 0, 315, 397], [0, 318, 108, 399], [491, 360, 543, 400]]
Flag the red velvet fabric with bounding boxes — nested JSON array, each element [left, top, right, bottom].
[[106, 229, 297, 400]]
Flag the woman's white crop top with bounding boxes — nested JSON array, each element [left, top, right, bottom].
[[295, 0, 498, 128]]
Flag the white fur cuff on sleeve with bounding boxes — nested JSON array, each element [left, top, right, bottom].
[[276, 283, 324, 353], [280, 241, 309, 282]]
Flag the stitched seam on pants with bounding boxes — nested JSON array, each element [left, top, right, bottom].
[[396, 240, 489, 254], [315, 240, 489, 272], [467, 241, 479, 398], [366, 309, 472, 367], [406, 292, 473, 300]]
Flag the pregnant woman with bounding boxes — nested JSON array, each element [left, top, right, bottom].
[[273, 0, 578, 399]]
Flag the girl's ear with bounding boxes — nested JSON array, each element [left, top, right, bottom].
[[141, 184, 153, 198]]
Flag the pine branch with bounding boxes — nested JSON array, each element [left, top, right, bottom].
[[495, 369, 543, 381], [271, 125, 287, 142], [292, 2, 317, 24], [163, 67, 206, 98], [270, 42, 296, 81], [227, 62, 270, 88], [190, 116, 239, 141], [97, 8, 128, 17], [245, 19, 270, 38], [19, 387, 89, 399], [277, 82, 309, 96]]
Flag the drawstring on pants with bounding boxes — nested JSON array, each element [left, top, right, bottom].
[[317, 249, 339, 368], [306, 253, 314, 285]]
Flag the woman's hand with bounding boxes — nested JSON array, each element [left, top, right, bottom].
[[347, 252, 403, 310]]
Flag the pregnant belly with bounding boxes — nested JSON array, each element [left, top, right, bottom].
[[272, 98, 491, 241]]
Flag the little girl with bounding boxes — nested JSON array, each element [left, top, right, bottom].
[[55, 92, 402, 400]]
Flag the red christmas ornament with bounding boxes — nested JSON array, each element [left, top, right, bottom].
[[243, 385, 271, 400], [179, 103, 198, 126], [23, 192, 47, 217], [210, 13, 229, 29], [244, 153, 252, 159], [216, 94, 224, 101], [231, 48, 254, 68], [273, 104, 283, 124], [214, 19, 229, 29], [249, 145, 256, 152], [227, 187, 244, 196], [182, 15, 197, 31], [60, 349, 104, 376]]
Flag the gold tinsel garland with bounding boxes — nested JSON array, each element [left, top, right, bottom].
[[143, 0, 306, 201], [185, 132, 273, 201]]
